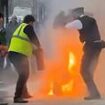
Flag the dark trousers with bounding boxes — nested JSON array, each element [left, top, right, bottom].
[[80, 45, 101, 97], [8, 52, 29, 99], [0, 56, 5, 70]]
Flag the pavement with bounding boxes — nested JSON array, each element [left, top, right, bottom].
[[0, 67, 105, 105], [5, 98, 105, 105]]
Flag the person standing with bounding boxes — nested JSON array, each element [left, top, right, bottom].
[[6, 15, 19, 46], [0, 12, 8, 105], [65, 7, 104, 100], [0, 13, 7, 71], [5, 15, 19, 69], [8, 15, 41, 103]]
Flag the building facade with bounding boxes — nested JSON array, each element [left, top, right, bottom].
[[12, 0, 48, 24], [0, 0, 9, 23]]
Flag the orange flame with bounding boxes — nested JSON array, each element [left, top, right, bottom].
[[47, 52, 76, 95], [62, 80, 74, 93], [61, 52, 76, 93], [48, 82, 54, 96], [29, 28, 84, 98], [68, 52, 76, 71]]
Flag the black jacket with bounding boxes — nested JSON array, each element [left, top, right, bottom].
[[78, 16, 101, 43]]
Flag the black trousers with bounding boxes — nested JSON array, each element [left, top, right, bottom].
[[8, 52, 29, 99], [0, 56, 5, 70], [80, 45, 101, 97]]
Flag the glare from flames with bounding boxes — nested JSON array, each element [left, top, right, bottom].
[[68, 52, 76, 71], [48, 82, 54, 96], [61, 52, 76, 93], [48, 52, 76, 96]]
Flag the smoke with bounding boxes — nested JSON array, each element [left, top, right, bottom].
[[33, 0, 105, 98], [1, 0, 105, 100], [4, 0, 104, 99]]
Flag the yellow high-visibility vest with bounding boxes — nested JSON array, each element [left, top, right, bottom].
[[8, 23, 33, 56]]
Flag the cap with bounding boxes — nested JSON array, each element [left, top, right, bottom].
[[72, 7, 84, 14], [71, 7, 84, 18]]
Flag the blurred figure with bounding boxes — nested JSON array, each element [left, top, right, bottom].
[[0, 13, 8, 105], [6, 15, 19, 46], [65, 7, 105, 100], [0, 13, 7, 71], [8, 15, 41, 103], [17, 17, 22, 24], [5, 15, 19, 70], [0, 14, 8, 105], [53, 10, 73, 29], [53, 11, 67, 28]]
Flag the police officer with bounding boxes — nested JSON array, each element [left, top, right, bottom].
[[65, 7, 103, 100], [8, 15, 41, 103]]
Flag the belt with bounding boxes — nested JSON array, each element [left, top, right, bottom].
[[84, 40, 101, 44]]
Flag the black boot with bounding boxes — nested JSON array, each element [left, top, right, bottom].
[[84, 95, 101, 100], [14, 98, 28, 103]]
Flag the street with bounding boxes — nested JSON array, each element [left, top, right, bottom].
[[0, 68, 105, 105], [6, 97, 105, 105]]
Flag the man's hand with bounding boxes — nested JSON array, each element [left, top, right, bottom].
[[0, 45, 8, 57]]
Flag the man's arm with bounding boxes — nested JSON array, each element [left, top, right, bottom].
[[24, 25, 41, 48], [24, 25, 45, 70], [65, 19, 83, 30]]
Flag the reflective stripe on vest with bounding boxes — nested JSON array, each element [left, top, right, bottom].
[[8, 23, 33, 56]]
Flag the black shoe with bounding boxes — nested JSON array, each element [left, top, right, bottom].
[[84, 95, 101, 100], [14, 98, 28, 103]]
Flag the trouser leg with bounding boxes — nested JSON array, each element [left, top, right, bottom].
[[80, 49, 101, 97], [8, 53, 29, 99], [0, 56, 4, 70], [15, 59, 29, 99], [22, 84, 30, 97]]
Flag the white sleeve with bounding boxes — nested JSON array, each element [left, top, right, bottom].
[[65, 20, 83, 30]]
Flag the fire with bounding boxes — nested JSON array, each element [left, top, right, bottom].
[[62, 80, 74, 93], [61, 52, 76, 93], [68, 52, 76, 71], [48, 52, 76, 96], [48, 82, 54, 96], [29, 28, 84, 98]]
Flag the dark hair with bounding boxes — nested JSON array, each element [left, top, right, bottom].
[[0, 13, 4, 18], [23, 15, 35, 23]]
